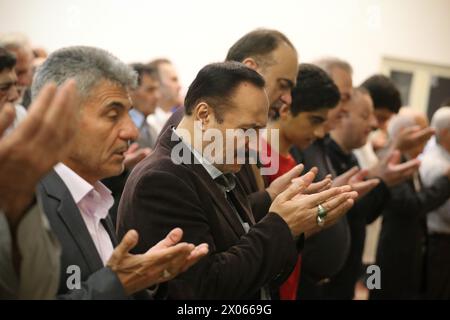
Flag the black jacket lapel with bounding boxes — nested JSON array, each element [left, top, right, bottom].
[[192, 164, 248, 237], [160, 127, 248, 238], [41, 170, 105, 272], [101, 217, 118, 247]]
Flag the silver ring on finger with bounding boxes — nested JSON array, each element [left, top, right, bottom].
[[316, 203, 328, 227]]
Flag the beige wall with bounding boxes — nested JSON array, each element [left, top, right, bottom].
[[1, 0, 449, 91]]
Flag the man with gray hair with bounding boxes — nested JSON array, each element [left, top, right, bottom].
[[314, 57, 354, 130], [373, 109, 450, 299], [34, 46, 208, 299], [420, 106, 450, 299]]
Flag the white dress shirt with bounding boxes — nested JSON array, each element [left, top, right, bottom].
[[146, 107, 173, 134]]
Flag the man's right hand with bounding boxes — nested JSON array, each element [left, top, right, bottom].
[[265, 164, 305, 201], [333, 166, 380, 199], [107, 228, 209, 296], [269, 168, 358, 237], [393, 125, 435, 153], [0, 80, 78, 228], [368, 149, 420, 187]]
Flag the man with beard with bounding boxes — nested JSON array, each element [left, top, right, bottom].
[[117, 61, 358, 299]]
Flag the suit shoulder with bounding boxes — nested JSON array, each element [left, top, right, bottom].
[[125, 150, 200, 195]]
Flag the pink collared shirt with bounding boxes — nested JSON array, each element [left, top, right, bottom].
[[54, 163, 115, 266]]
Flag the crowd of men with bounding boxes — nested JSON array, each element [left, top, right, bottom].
[[1, 29, 450, 300]]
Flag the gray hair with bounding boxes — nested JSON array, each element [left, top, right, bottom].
[[387, 108, 426, 139], [0, 33, 31, 51], [31, 46, 137, 101], [431, 106, 450, 142], [314, 57, 353, 76]]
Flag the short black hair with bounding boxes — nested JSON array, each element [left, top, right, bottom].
[[129, 63, 158, 86], [225, 29, 295, 67], [184, 61, 265, 122], [360, 74, 401, 113], [289, 63, 340, 117], [0, 47, 16, 72]]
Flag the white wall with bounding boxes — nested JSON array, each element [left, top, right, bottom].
[[1, 0, 449, 91]]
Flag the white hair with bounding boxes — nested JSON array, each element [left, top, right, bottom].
[[431, 106, 450, 142], [31, 46, 137, 101], [313, 57, 353, 76], [387, 108, 426, 139]]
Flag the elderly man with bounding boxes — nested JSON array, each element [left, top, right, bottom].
[[32, 46, 208, 299], [372, 109, 450, 300], [102, 63, 160, 226], [1, 47, 78, 299], [420, 106, 450, 299], [117, 61, 358, 299]]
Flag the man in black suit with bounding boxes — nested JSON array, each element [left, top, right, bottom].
[[312, 88, 392, 299], [292, 59, 423, 299], [32, 46, 208, 299], [372, 110, 450, 300], [117, 61, 358, 299]]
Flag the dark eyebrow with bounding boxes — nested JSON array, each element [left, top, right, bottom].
[[0, 81, 17, 88], [239, 123, 256, 129], [279, 78, 295, 89], [105, 101, 128, 111], [309, 115, 326, 123], [240, 123, 266, 130]]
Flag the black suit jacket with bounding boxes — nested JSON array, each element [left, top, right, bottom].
[[292, 138, 390, 299], [236, 163, 272, 223], [292, 141, 352, 299], [117, 127, 298, 299], [38, 170, 147, 300], [372, 173, 450, 300]]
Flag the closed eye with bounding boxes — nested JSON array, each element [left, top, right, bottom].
[[278, 79, 294, 91], [106, 109, 119, 119], [309, 116, 326, 125], [104, 102, 127, 121]]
